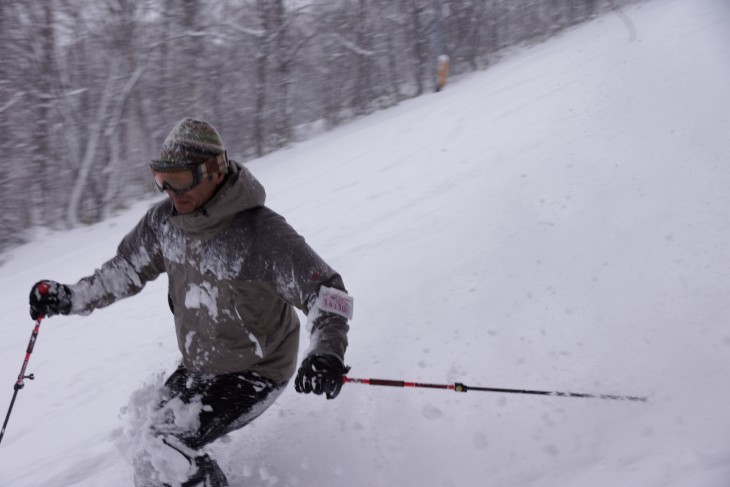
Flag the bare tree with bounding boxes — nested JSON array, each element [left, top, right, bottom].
[[271, 4, 320, 147], [402, 0, 434, 96], [350, 0, 376, 114], [378, 0, 405, 103], [0, 2, 26, 252], [14, 3, 62, 227]]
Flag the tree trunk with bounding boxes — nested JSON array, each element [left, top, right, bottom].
[[31, 3, 57, 227], [66, 62, 118, 228], [182, 0, 201, 115]]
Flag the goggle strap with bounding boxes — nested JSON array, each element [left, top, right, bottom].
[[199, 151, 228, 179]]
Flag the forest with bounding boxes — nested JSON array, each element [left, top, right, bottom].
[[0, 0, 639, 254]]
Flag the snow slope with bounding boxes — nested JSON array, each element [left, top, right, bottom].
[[2, 0, 730, 485]]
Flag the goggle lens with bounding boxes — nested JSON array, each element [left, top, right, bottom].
[[153, 169, 199, 194]]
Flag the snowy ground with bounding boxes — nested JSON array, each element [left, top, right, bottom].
[[2, 0, 730, 485]]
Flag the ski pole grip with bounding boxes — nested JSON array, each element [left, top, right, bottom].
[[37, 282, 50, 295]]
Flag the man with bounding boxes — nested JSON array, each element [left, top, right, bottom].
[[28, 118, 353, 487]]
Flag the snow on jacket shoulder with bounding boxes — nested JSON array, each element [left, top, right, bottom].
[[67, 162, 350, 382]]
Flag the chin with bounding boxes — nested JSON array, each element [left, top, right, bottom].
[[173, 201, 196, 214]]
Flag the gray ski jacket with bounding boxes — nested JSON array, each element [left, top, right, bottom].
[[67, 162, 350, 383]]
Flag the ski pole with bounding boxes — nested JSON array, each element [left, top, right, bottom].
[[343, 376, 647, 402], [0, 283, 49, 446]]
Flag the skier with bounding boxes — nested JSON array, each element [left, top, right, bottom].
[[28, 118, 353, 487]]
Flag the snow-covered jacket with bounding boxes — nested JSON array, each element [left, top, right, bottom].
[[67, 162, 350, 383]]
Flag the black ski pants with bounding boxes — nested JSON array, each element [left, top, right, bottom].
[[134, 365, 287, 487], [159, 365, 287, 450]]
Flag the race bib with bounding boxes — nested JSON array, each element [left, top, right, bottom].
[[318, 286, 354, 320]]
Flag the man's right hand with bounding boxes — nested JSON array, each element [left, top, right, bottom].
[[29, 280, 72, 320]]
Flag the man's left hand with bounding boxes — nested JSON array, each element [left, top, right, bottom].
[[295, 355, 349, 400]]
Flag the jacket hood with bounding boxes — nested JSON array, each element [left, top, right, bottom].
[[170, 161, 265, 237]]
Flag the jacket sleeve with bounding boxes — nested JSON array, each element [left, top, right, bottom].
[[67, 209, 166, 314], [259, 209, 351, 363]]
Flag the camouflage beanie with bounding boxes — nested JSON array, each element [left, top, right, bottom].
[[151, 118, 227, 171]]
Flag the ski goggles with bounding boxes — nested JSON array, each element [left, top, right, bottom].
[[150, 152, 228, 195]]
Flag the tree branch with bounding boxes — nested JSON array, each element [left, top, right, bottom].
[[0, 92, 26, 114], [327, 33, 375, 57]]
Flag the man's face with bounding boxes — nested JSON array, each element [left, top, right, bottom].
[[153, 169, 224, 214]]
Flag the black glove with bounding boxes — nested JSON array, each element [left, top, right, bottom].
[[29, 280, 73, 320], [295, 354, 350, 400]]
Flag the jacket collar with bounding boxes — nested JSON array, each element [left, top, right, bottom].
[[170, 161, 266, 237]]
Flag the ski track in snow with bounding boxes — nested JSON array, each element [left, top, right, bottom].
[[2, 0, 730, 485]]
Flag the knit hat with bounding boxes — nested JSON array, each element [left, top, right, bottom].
[[151, 118, 227, 172]]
